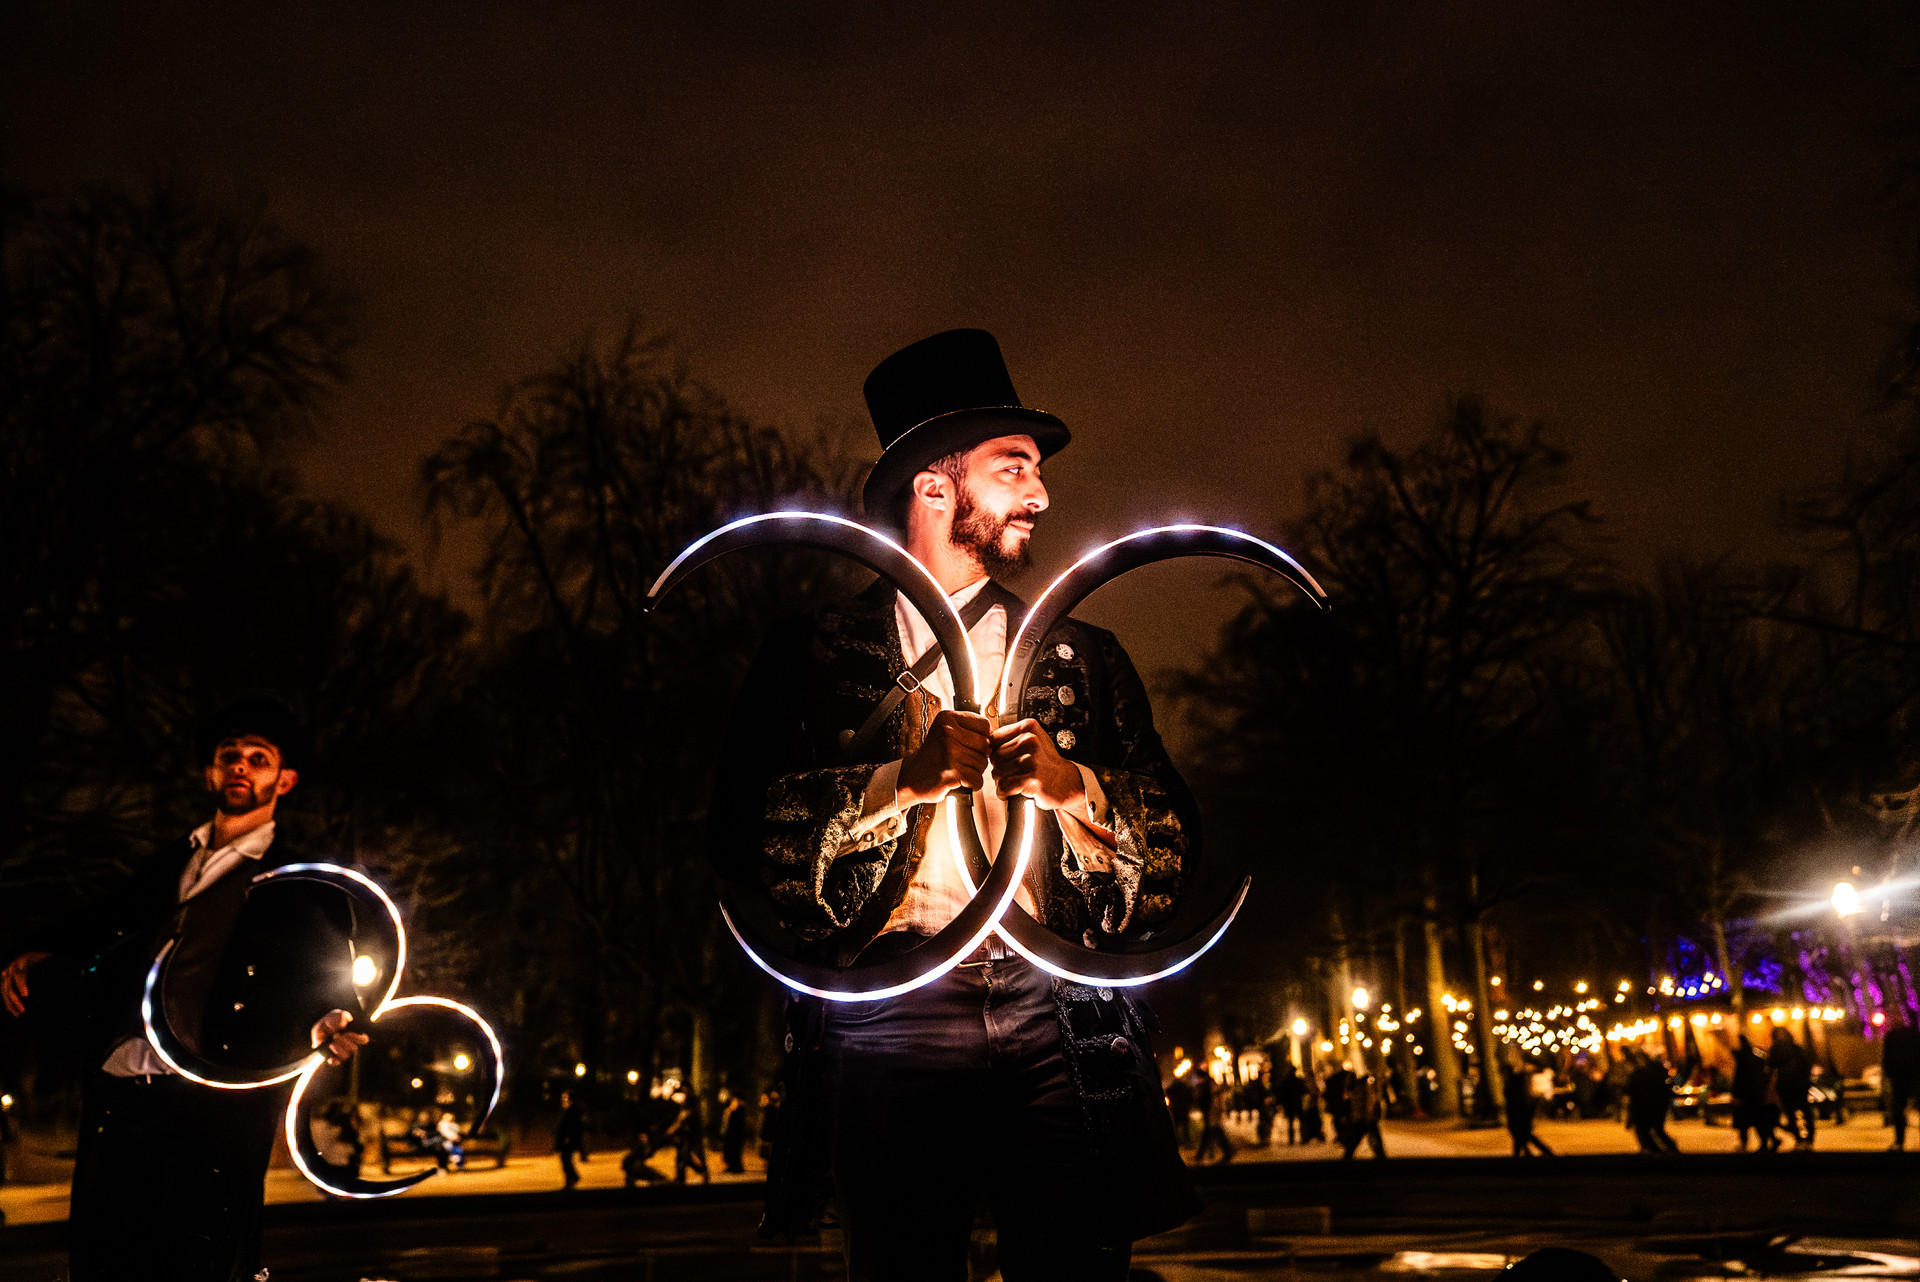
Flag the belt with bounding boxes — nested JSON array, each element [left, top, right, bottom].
[[957, 935, 1011, 967]]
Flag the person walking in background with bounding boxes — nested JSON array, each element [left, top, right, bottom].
[[1504, 1062, 1554, 1157], [1300, 1067, 1327, 1143], [1340, 1069, 1387, 1160], [720, 1090, 748, 1174], [554, 1090, 588, 1189], [1731, 1035, 1777, 1152], [1274, 1060, 1305, 1144], [1884, 1008, 1920, 1150], [1770, 1026, 1816, 1149], [1625, 1051, 1679, 1154], [1192, 1072, 1234, 1165], [1254, 1068, 1276, 1147], [666, 1090, 709, 1184]]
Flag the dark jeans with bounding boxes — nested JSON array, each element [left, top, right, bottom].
[[70, 1071, 287, 1282], [821, 956, 1135, 1282]]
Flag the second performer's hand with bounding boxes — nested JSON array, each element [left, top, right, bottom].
[[2, 951, 51, 1018], [896, 709, 992, 809], [316, 1009, 371, 1066], [990, 718, 1086, 813]]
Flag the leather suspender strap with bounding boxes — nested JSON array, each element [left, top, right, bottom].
[[840, 591, 1001, 759]]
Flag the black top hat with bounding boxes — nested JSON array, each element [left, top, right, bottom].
[[860, 329, 1069, 520]]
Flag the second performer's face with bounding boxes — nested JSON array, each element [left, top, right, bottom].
[[205, 735, 294, 816], [950, 435, 1048, 577]]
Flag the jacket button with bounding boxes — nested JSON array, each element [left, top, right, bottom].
[[1057, 686, 1075, 706], [784, 1033, 795, 1053], [233, 1002, 244, 1011], [1056, 730, 1076, 750], [246, 966, 255, 976], [1056, 643, 1075, 661], [1097, 986, 1113, 1001], [1109, 1036, 1129, 1059]]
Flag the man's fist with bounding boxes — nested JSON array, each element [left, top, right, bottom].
[[2, 952, 51, 1019], [990, 719, 1086, 813], [897, 709, 992, 809], [316, 1009, 370, 1066]]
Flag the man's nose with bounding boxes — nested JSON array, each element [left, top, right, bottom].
[[1025, 475, 1049, 512]]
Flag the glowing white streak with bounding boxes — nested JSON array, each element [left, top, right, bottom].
[[258, 863, 408, 1015], [285, 998, 504, 1200], [997, 524, 1324, 712], [140, 861, 500, 1200], [726, 796, 1031, 1003], [651, 510, 986, 707], [946, 803, 1241, 988]]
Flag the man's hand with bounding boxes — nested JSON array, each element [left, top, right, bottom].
[[315, 1009, 370, 1066], [989, 719, 1086, 813], [896, 709, 992, 809], [2, 952, 51, 1019]]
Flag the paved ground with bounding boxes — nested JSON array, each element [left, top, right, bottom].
[[2, 1107, 1904, 1228], [11, 1151, 1920, 1280]]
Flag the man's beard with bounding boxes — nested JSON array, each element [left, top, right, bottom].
[[215, 776, 276, 816], [950, 483, 1033, 578]]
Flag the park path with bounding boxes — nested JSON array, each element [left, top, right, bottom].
[[1, 1109, 1902, 1227]]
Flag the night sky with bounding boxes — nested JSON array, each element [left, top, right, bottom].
[[6, 1, 1914, 681]]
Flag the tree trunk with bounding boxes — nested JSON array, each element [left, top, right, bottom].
[[1464, 910, 1506, 1116], [1421, 888, 1462, 1120]]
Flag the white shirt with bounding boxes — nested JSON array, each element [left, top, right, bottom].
[[837, 580, 1108, 937], [101, 821, 278, 1077]]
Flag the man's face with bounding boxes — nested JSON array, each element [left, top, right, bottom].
[[204, 734, 295, 816], [948, 435, 1048, 577]]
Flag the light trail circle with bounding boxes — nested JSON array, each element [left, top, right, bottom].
[[141, 862, 506, 1200], [286, 994, 506, 1200], [140, 862, 406, 1090], [645, 511, 1021, 1001], [959, 524, 1328, 986]]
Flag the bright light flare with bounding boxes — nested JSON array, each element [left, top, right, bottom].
[[1352, 987, 1370, 1011], [1834, 881, 1861, 919], [352, 955, 378, 987]]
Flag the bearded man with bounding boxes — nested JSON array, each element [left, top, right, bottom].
[[710, 330, 1198, 1280], [1, 697, 367, 1282]]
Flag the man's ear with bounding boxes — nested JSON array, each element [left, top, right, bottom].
[[910, 470, 953, 513], [205, 764, 220, 793], [276, 767, 298, 798]]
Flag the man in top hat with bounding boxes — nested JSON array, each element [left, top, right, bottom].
[[1, 696, 368, 1282], [711, 330, 1198, 1279]]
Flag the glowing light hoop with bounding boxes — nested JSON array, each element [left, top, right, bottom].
[[652, 514, 1326, 998], [998, 524, 1325, 714], [648, 511, 1026, 1002], [286, 994, 505, 1200], [140, 861, 504, 1198]]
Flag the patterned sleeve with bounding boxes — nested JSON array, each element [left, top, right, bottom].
[[1071, 628, 1198, 937], [706, 616, 907, 942]]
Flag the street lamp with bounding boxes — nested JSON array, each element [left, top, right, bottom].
[[1834, 882, 1860, 919], [1291, 1018, 1309, 1037], [1352, 987, 1370, 1011]]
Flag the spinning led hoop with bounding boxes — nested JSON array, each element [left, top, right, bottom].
[[647, 513, 1326, 1000], [142, 862, 504, 1198]]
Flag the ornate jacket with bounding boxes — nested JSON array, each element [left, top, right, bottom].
[[708, 577, 1199, 959]]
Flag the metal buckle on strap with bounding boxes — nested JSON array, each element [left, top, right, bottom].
[[896, 670, 922, 694]]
